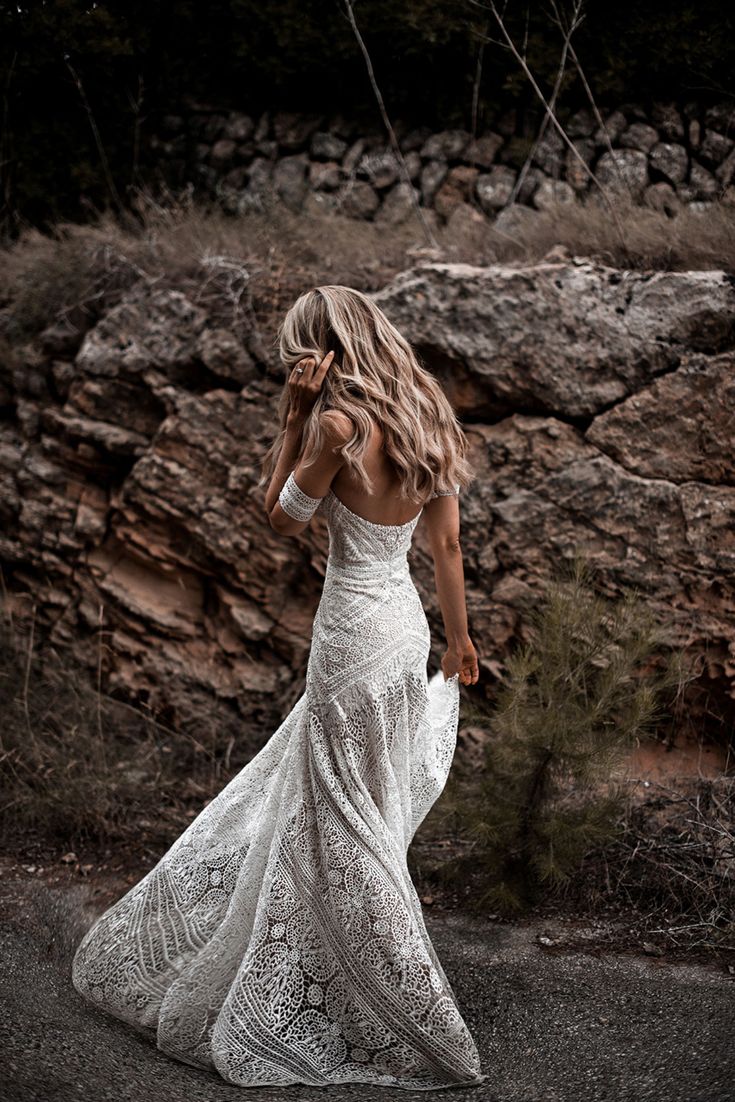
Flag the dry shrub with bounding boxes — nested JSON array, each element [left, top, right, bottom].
[[3, 183, 733, 358], [566, 775, 735, 951], [444, 192, 735, 272], [0, 614, 238, 849]]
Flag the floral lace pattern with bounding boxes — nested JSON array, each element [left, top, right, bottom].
[[72, 475, 485, 1090]]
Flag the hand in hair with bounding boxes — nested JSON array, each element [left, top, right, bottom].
[[287, 351, 336, 424]]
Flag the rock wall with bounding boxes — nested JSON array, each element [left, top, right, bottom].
[[1, 260, 734, 753], [149, 100, 735, 228]]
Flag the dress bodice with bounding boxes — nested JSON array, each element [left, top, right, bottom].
[[319, 489, 422, 565]]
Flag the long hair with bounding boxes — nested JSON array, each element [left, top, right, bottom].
[[259, 285, 474, 503]]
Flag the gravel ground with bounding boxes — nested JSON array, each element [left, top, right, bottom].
[[1, 869, 733, 1102]]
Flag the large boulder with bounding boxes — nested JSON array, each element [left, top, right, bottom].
[[372, 260, 735, 418]]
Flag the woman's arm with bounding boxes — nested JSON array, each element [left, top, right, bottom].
[[263, 351, 335, 514], [421, 494, 479, 686], [267, 409, 352, 536]]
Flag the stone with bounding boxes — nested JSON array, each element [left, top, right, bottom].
[[342, 138, 366, 176], [357, 148, 400, 190], [689, 119, 702, 149], [475, 166, 517, 213], [272, 111, 323, 151], [373, 261, 735, 419], [161, 114, 184, 135], [566, 108, 596, 138], [253, 111, 270, 141], [699, 129, 735, 166], [399, 126, 433, 153], [716, 148, 735, 188], [649, 142, 688, 185], [419, 129, 471, 161], [309, 161, 342, 191], [200, 114, 227, 141], [565, 139, 595, 191], [492, 204, 542, 237], [593, 110, 627, 144], [644, 182, 682, 217], [433, 166, 479, 220], [76, 286, 209, 380], [532, 130, 564, 176], [532, 179, 576, 210], [516, 168, 543, 205], [682, 161, 719, 201], [310, 131, 348, 161], [651, 102, 685, 141], [704, 102, 735, 135], [221, 166, 248, 190], [403, 151, 422, 182], [420, 160, 448, 205], [337, 180, 379, 219], [595, 149, 649, 193], [375, 182, 419, 226], [463, 133, 504, 169], [585, 352, 735, 484], [223, 113, 254, 142], [210, 139, 237, 166], [620, 122, 660, 153], [3, 259, 735, 743], [273, 154, 309, 211], [197, 329, 257, 386], [302, 191, 339, 218]]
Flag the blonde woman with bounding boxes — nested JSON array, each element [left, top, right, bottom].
[[72, 286, 485, 1090]]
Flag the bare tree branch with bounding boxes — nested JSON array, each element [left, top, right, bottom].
[[476, 1, 628, 250], [341, 0, 440, 250]]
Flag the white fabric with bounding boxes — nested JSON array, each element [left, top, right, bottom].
[[278, 470, 324, 521], [72, 479, 485, 1090]]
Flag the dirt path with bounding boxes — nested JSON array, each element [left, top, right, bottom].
[[1, 867, 733, 1102]]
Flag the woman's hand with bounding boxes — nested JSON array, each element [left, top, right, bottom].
[[441, 637, 479, 686], [287, 351, 335, 424]]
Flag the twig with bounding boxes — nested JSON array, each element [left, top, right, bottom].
[[479, 1, 629, 252], [471, 19, 490, 138], [341, 0, 440, 250], [505, 0, 582, 209], [548, 0, 630, 194], [64, 54, 126, 217], [21, 603, 41, 762]]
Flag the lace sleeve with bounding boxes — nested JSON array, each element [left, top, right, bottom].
[[429, 482, 460, 500], [278, 470, 324, 522]]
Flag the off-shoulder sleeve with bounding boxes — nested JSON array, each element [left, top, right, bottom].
[[278, 470, 325, 522], [429, 482, 461, 500]]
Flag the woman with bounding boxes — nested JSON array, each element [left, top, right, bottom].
[[72, 285, 486, 1090]]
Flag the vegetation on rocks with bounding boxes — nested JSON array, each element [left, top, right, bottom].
[[425, 557, 690, 910]]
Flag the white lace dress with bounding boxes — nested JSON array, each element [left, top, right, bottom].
[[71, 473, 486, 1090]]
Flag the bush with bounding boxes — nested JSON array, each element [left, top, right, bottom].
[[433, 554, 690, 913]]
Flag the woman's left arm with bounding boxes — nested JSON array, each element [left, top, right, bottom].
[[267, 409, 352, 536]]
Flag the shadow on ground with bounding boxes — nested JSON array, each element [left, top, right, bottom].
[[1, 867, 733, 1102]]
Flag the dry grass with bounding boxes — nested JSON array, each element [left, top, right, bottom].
[[1, 184, 734, 358], [0, 615, 239, 849], [566, 776, 735, 951]]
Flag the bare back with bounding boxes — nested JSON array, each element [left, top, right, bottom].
[[330, 419, 423, 527]]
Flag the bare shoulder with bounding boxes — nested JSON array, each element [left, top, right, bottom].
[[319, 409, 355, 447]]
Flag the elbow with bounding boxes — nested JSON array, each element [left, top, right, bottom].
[[432, 532, 462, 558], [267, 505, 301, 536]]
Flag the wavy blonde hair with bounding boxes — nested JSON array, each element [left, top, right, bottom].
[[259, 284, 473, 504]]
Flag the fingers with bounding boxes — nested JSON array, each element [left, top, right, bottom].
[[292, 352, 335, 385], [314, 349, 335, 383]]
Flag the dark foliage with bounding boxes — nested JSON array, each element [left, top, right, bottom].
[[1, 1, 733, 229]]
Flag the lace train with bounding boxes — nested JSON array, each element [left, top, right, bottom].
[[72, 475, 486, 1089]]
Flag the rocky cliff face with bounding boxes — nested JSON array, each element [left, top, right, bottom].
[[1, 259, 734, 752]]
